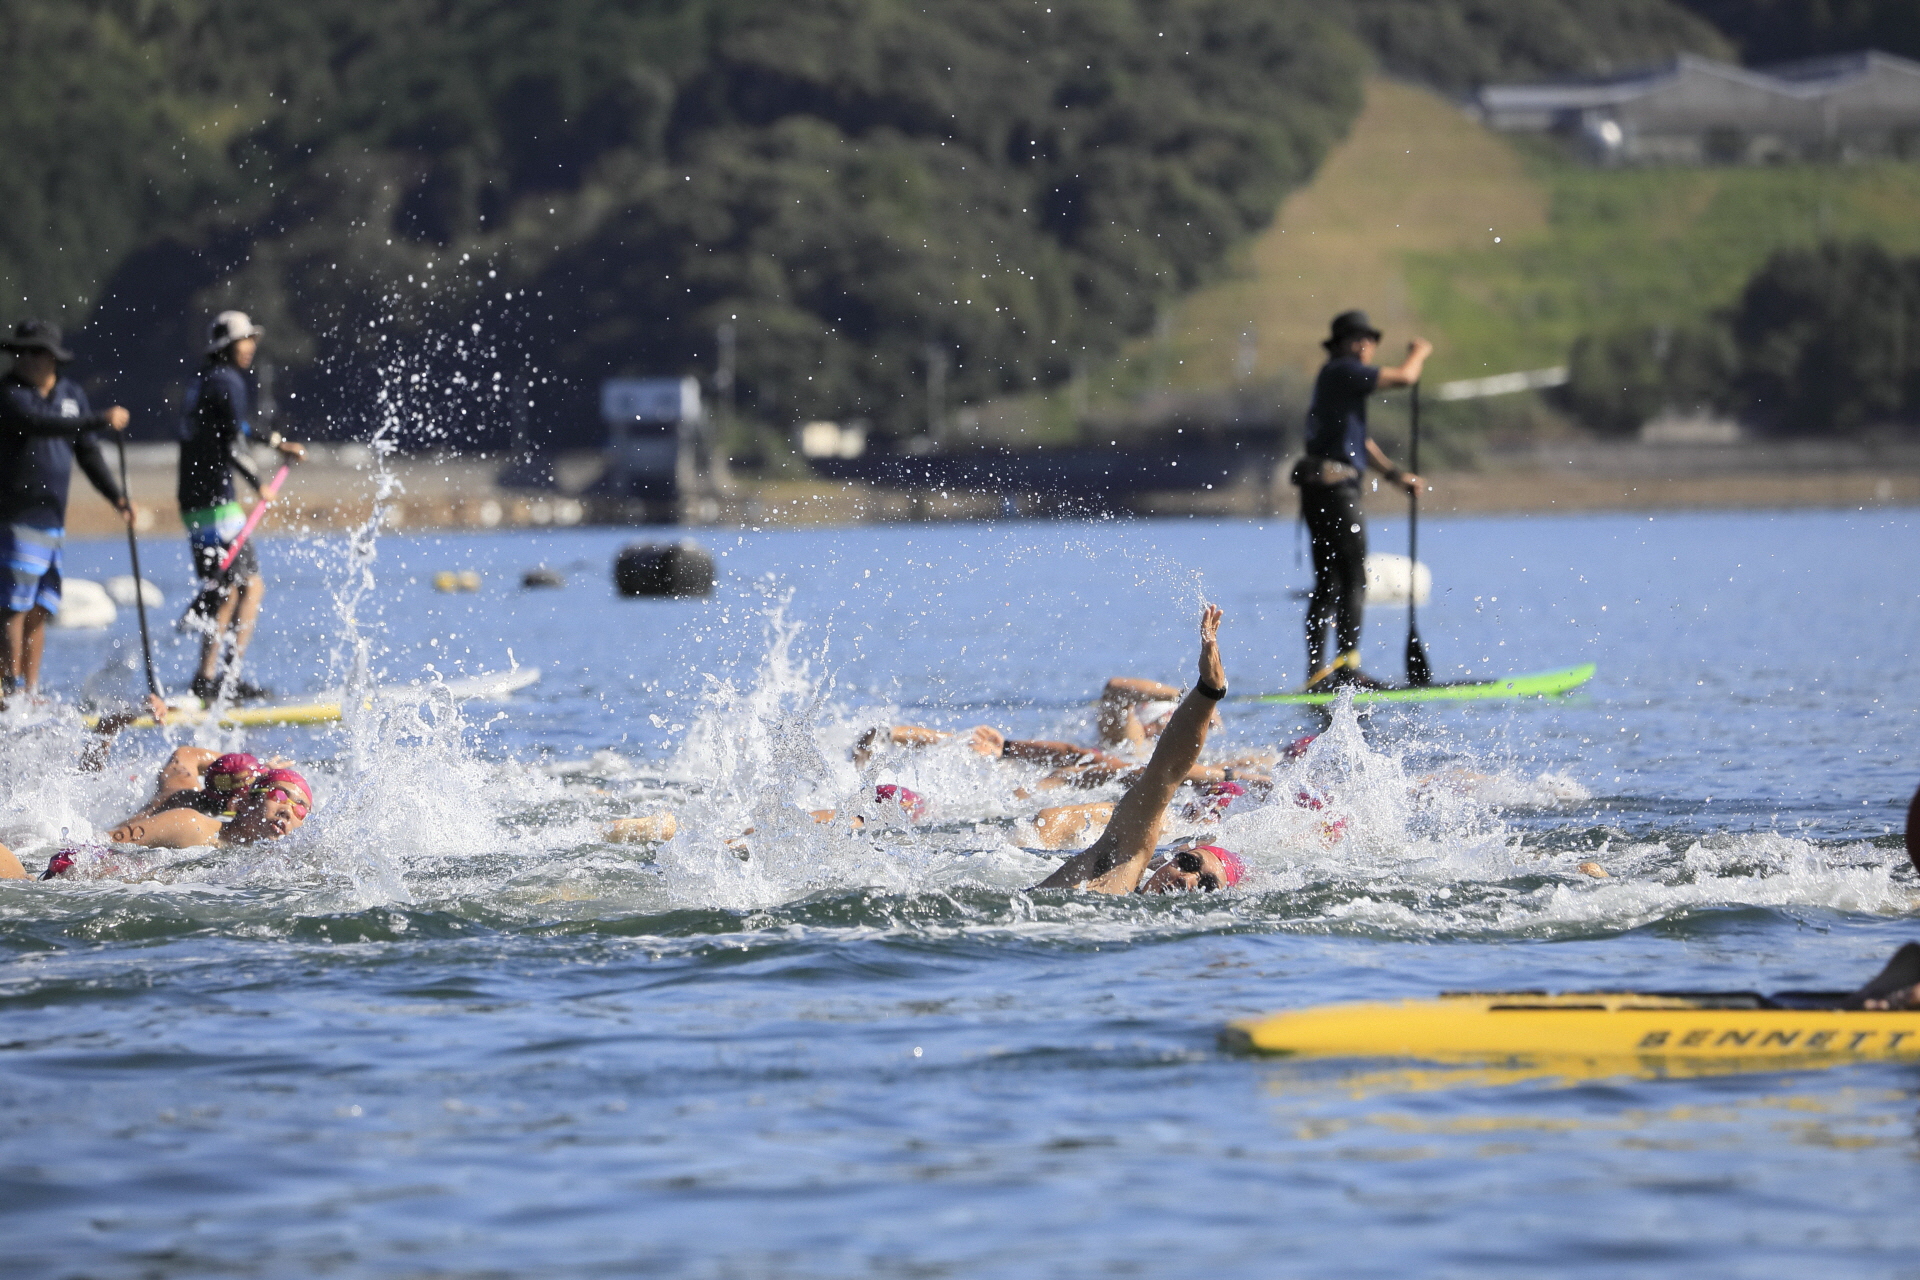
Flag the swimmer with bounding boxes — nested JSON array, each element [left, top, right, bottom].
[[1097, 677, 1223, 750], [1026, 776, 1259, 850], [604, 784, 927, 845], [852, 724, 1003, 767], [1846, 782, 1920, 1009], [101, 766, 311, 850], [1033, 605, 1244, 894], [114, 749, 264, 822]]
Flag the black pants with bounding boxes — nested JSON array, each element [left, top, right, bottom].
[[1302, 482, 1366, 675]]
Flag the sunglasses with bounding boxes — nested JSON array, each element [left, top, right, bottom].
[[254, 786, 309, 817], [1172, 849, 1221, 893]]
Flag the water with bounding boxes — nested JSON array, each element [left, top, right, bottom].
[[4, 507, 1918, 1278]]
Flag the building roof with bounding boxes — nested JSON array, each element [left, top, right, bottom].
[[1478, 49, 1920, 118]]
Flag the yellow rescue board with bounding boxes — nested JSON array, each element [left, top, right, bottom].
[[1224, 993, 1920, 1064], [80, 667, 541, 730]]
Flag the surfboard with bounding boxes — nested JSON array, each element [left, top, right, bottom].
[[1246, 663, 1595, 706], [1222, 991, 1920, 1066], [84, 666, 542, 730]]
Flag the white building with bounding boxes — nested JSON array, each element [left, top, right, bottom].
[[1477, 50, 1920, 163]]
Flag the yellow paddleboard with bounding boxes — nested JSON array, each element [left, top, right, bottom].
[[81, 666, 541, 730], [1224, 992, 1920, 1065]]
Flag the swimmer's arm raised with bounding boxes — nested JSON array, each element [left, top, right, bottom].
[[0, 842, 25, 880], [1035, 605, 1224, 893]]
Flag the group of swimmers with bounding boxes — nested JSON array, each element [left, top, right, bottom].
[[9, 599, 1920, 1019], [0, 698, 311, 881], [603, 606, 1291, 895]]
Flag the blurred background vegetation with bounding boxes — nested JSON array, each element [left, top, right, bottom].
[[4, 0, 1918, 454]]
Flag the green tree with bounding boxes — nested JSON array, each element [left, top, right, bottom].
[[1731, 241, 1920, 435]]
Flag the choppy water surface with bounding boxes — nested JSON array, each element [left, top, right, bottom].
[[4, 507, 1918, 1278]]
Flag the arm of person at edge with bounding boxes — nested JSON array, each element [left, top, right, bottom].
[[1032, 604, 1225, 893]]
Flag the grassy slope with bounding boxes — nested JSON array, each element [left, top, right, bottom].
[[1165, 77, 1544, 386], [1099, 75, 1920, 416]]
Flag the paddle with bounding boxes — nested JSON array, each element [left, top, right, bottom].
[[1404, 382, 1432, 687], [113, 434, 162, 698]]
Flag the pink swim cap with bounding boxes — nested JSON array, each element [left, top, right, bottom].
[[248, 768, 312, 809], [205, 753, 261, 796], [875, 784, 927, 821], [1198, 844, 1245, 887]]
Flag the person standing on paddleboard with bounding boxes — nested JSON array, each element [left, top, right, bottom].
[[0, 320, 134, 703], [1293, 310, 1428, 690], [178, 311, 302, 704]]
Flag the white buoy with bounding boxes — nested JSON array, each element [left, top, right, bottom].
[[104, 575, 164, 607], [54, 579, 118, 629], [1364, 553, 1431, 606]]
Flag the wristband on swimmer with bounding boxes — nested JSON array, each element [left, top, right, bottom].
[[1196, 678, 1227, 701]]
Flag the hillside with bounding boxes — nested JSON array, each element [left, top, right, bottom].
[[1063, 75, 1920, 447]]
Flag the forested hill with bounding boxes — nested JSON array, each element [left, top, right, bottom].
[[8, 0, 1726, 446]]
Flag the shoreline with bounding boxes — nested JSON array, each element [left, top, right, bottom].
[[57, 454, 1920, 540]]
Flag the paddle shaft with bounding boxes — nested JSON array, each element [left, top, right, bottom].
[[218, 463, 289, 573], [113, 435, 162, 697], [1404, 383, 1432, 686]]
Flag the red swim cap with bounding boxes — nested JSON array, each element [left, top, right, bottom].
[[248, 768, 312, 809], [1284, 735, 1317, 761], [1198, 844, 1245, 887], [205, 753, 261, 796], [874, 784, 927, 821]]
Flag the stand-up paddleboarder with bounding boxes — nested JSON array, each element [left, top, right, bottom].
[[0, 320, 134, 702], [178, 311, 303, 704], [1292, 310, 1429, 690]]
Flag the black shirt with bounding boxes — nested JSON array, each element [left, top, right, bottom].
[[1304, 355, 1380, 476], [0, 373, 121, 528], [177, 362, 260, 513]]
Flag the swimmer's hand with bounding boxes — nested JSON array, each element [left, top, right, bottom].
[[147, 693, 169, 725], [1197, 604, 1224, 693], [1864, 982, 1920, 1011]]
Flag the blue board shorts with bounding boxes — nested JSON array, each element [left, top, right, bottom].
[[1, 523, 63, 615]]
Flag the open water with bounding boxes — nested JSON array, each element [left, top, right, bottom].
[[3, 504, 1918, 1278]]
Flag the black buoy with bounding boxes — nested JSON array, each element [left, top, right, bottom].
[[522, 566, 566, 589], [614, 541, 715, 598]]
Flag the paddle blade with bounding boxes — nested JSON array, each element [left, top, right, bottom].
[[1405, 616, 1432, 687]]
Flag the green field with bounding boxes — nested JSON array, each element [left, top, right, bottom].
[[1409, 151, 1920, 377]]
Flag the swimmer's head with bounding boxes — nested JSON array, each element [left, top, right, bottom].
[[1180, 778, 1246, 823], [1283, 735, 1317, 761], [205, 753, 261, 801], [874, 784, 927, 822], [1143, 841, 1243, 894], [230, 768, 312, 842]]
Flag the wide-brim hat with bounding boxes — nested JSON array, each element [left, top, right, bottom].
[[2, 319, 73, 362], [1323, 309, 1383, 351], [207, 310, 265, 354]]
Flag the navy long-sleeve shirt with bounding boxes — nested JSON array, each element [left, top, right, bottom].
[[177, 362, 260, 513], [0, 373, 122, 528], [1304, 355, 1381, 478]]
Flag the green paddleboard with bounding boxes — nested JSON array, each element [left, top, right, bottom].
[[1246, 663, 1596, 706]]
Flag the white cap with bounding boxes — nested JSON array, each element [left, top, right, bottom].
[[207, 310, 265, 353]]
